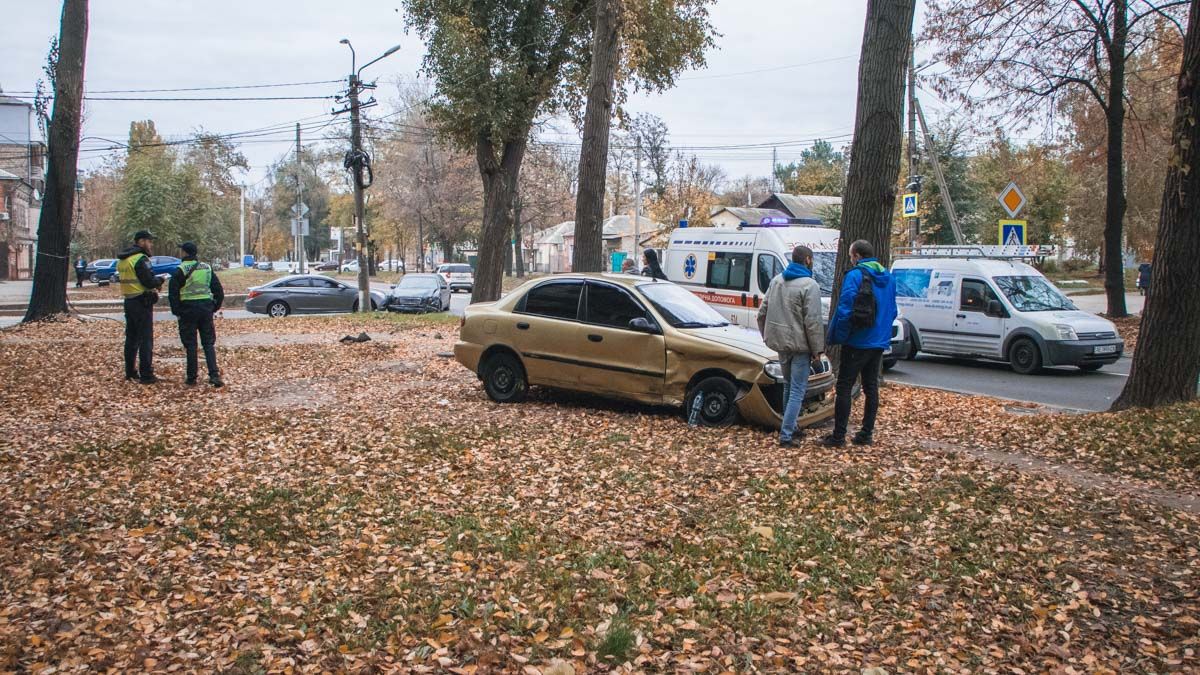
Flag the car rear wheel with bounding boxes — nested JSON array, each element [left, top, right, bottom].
[[481, 352, 528, 403], [267, 300, 290, 318], [1009, 338, 1043, 375], [685, 376, 739, 427], [351, 299, 379, 312]]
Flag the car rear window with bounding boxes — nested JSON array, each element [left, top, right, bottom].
[[442, 264, 472, 273], [520, 281, 583, 321]]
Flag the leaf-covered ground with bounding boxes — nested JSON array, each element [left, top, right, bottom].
[[1, 316, 1197, 673]]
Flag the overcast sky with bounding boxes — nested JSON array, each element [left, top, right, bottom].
[[2, 1, 943, 191]]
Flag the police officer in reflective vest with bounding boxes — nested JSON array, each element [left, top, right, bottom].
[[116, 230, 165, 383], [169, 242, 225, 387]]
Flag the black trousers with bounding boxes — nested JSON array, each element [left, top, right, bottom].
[[123, 296, 155, 379], [832, 346, 884, 440], [75, 269, 85, 287], [178, 305, 219, 381]]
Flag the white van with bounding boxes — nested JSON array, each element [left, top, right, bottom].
[[891, 246, 1124, 374], [663, 220, 909, 366]]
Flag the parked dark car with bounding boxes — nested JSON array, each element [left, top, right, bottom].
[[312, 260, 339, 272], [245, 274, 388, 317], [387, 273, 451, 313], [84, 258, 117, 282], [114, 255, 181, 282]]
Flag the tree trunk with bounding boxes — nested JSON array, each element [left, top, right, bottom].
[[1112, 0, 1200, 410], [472, 134, 527, 303], [830, 0, 915, 332], [514, 191, 525, 278], [24, 0, 88, 323], [571, 0, 623, 274], [1103, 0, 1129, 318]]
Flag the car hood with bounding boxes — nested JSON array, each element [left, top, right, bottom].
[[678, 325, 776, 361], [1035, 310, 1117, 334], [391, 287, 437, 298]]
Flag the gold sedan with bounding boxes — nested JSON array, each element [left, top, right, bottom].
[[454, 274, 836, 428]]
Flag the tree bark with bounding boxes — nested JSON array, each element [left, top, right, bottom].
[[514, 191, 525, 278], [472, 134, 527, 303], [24, 0, 88, 323], [830, 0, 915, 330], [1112, 0, 1200, 410], [1102, 0, 1129, 318], [571, 0, 623, 274]]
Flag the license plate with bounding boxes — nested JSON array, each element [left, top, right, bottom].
[[1093, 344, 1118, 354]]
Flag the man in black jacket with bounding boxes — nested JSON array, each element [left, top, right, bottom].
[[169, 241, 225, 387], [116, 230, 164, 384]]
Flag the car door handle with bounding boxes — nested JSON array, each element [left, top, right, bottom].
[[588, 334, 603, 342], [516, 322, 530, 330], [955, 314, 966, 319]]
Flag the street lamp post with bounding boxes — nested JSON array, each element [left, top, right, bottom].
[[340, 39, 400, 312]]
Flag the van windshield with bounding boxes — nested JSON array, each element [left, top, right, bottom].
[[811, 252, 837, 295], [993, 275, 1075, 312]]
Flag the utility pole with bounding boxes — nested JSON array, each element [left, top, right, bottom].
[[633, 137, 642, 265], [915, 98, 964, 245], [239, 185, 245, 265], [770, 146, 778, 193], [295, 123, 306, 273], [348, 72, 371, 311], [906, 40, 920, 247]]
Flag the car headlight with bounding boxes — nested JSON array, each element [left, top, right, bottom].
[[1054, 324, 1078, 341], [764, 361, 785, 381]]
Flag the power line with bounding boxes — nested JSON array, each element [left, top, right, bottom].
[[2, 79, 343, 95], [9, 94, 337, 102]]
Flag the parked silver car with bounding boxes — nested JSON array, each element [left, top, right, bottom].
[[386, 273, 451, 313], [245, 274, 387, 317]]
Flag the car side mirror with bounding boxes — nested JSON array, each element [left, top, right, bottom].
[[986, 299, 1007, 318], [628, 317, 659, 334]]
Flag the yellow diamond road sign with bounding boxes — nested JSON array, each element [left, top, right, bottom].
[[999, 181, 1026, 218]]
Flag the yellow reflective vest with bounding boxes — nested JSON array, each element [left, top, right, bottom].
[[117, 252, 148, 298]]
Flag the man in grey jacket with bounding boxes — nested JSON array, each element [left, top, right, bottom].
[[757, 245, 826, 446]]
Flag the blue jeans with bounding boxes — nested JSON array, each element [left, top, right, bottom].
[[779, 351, 811, 442]]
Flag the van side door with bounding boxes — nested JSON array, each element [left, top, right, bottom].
[[954, 278, 1006, 358], [753, 252, 784, 333], [704, 251, 754, 327]]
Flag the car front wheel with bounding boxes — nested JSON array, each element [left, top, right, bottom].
[[481, 352, 528, 403], [685, 376, 739, 427], [1009, 338, 1043, 375]]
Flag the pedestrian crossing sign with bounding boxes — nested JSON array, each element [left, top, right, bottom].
[[999, 219, 1027, 246], [902, 193, 919, 218]]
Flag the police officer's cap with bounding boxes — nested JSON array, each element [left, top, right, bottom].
[[179, 241, 198, 256], [133, 230, 156, 241]]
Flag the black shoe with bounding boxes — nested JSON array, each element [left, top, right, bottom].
[[185, 378, 198, 386], [125, 375, 138, 382], [209, 376, 224, 388], [852, 433, 874, 446], [779, 438, 794, 448], [819, 434, 846, 447], [138, 375, 159, 385]]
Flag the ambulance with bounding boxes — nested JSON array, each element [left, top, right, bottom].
[[662, 218, 909, 366]]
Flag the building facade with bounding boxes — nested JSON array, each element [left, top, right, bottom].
[[0, 90, 45, 280]]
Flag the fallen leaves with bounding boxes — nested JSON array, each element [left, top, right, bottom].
[[0, 315, 1196, 672]]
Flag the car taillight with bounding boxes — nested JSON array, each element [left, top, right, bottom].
[[247, 289, 261, 299]]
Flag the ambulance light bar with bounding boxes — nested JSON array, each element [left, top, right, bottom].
[[893, 245, 1058, 260], [742, 216, 824, 228]]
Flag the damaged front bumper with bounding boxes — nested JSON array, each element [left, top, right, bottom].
[[735, 360, 837, 430]]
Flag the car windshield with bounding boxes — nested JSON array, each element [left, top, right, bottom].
[[993, 275, 1076, 312], [637, 282, 730, 328], [398, 276, 438, 289], [811, 252, 836, 295]]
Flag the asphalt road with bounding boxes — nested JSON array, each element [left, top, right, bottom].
[[887, 353, 1131, 412]]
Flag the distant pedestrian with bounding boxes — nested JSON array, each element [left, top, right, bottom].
[[169, 241, 225, 387], [757, 245, 825, 447], [642, 249, 666, 280], [1137, 262, 1151, 296], [74, 256, 87, 288], [821, 240, 898, 447], [621, 257, 637, 274], [117, 230, 164, 384]]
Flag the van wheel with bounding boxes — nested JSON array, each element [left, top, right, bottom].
[[882, 358, 898, 372], [685, 376, 739, 427], [481, 352, 528, 403], [905, 322, 920, 359], [1009, 338, 1042, 375]]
